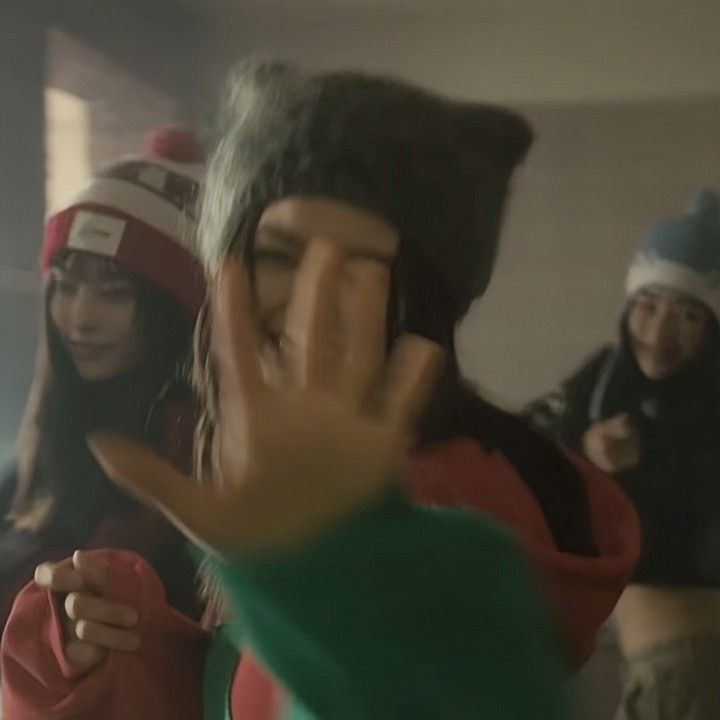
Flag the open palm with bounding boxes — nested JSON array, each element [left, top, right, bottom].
[[90, 239, 443, 556]]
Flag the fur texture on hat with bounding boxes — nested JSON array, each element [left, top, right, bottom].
[[199, 61, 533, 324]]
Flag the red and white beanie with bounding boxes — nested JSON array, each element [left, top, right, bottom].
[[41, 127, 206, 316]]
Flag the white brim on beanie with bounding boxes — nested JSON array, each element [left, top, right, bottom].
[[625, 252, 720, 323]]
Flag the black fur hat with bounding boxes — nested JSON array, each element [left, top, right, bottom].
[[199, 61, 533, 323]]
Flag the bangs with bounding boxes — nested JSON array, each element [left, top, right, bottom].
[[51, 249, 135, 283], [633, 284, 713, 315]]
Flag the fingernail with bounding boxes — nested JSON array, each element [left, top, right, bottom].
[[65, 592, 78, 616], [75, 620, 88, 639], [34, 564, 51, 586]]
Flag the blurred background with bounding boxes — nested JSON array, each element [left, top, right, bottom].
[[1, 4, 720, 712]]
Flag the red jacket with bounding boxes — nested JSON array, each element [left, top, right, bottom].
[[1, 438, 640, 720]]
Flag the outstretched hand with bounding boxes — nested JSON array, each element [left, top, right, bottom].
[[90, 240, 443, 557]]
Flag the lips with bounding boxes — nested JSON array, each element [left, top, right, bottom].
[[640, 346, 679, 365], [634, 342, 683, 379], [68, 341, 115, 362]]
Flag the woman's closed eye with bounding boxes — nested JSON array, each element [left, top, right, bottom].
[[633, 296, 658, 314], [678, 302, 708, 325], [253, 247, 300, 269]]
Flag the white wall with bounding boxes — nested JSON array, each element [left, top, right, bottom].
[[47, 29, 183, 171], [202, 0, 720, 105]]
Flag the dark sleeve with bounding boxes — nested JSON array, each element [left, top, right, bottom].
[[690, 451, 720, 586], [523, 389, 569, 439], [215, 497, 570, 720], [523, 347, 613, 452]]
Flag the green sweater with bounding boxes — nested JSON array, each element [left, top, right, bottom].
[[209, 497, 570, 720]]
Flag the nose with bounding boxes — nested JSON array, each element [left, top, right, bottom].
[[643, 305, 677, 346], [68, 285, 102, 338]]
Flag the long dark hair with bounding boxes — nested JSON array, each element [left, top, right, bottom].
[[10, 251, 194, 537], [392, 244, 597, 556], [192, 230, 598, 561]]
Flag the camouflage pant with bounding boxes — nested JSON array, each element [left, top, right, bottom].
[[615, 634, 720, 720]]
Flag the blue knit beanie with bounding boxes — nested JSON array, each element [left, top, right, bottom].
[[626, 188, 720, 323]]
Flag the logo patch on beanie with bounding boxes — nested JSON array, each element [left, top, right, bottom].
[[104, 161, 199, 215], [68, 211, 126, 256]]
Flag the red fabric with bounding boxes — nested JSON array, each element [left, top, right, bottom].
[[231, 654, 289, 720], [0, 439, 640, 720], [0, 389, 201, 635], [1, 550, 208, 720], [143, 127, 204, 163], [41, 203, 205, 316], [406, 439, 640, 665], [0, 509, 196, 638]]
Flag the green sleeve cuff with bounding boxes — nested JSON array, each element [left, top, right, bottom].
[[205, 494, 568, 720]]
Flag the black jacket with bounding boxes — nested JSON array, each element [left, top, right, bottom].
[[526, 344, 720, 587]]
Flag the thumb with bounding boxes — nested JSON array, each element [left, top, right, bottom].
[[66, 641, 107, 673], [87, 433, 228, 555]]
